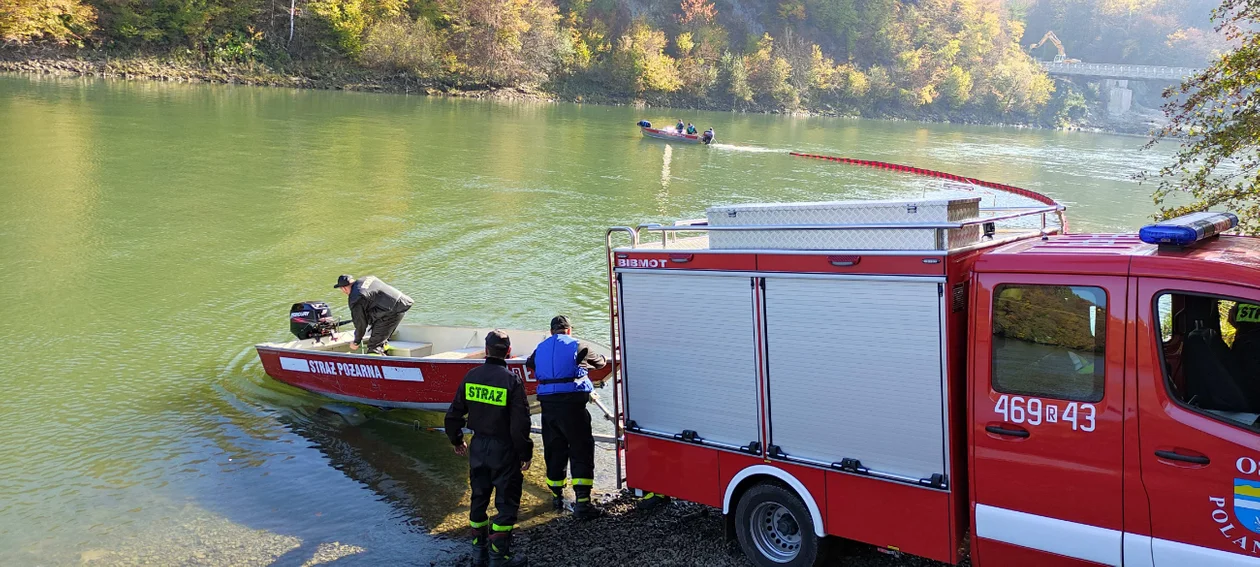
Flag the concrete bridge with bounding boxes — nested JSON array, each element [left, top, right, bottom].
[[1038, 61, 1200, 81], [1035, 61, 1202, 115]]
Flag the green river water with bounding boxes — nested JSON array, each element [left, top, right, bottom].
[[0, 73, 1174, 565]]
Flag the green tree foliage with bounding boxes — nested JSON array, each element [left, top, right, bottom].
[[1142, 0, 1260, 233], [442, 0, 568, 85], [610, 19, 681, 94], [4, 0, 1088, 119], [745, 33, 796, 108], [676, 31, 718, 97], [0, 0, 97, 45], [940, 65, 974, 108], [719, 50, 753, 106], [360, 15, 440, 73]]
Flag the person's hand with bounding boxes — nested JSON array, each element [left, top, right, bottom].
[[521, 460, 531, 471], [349, 342, 359, 351], [453, 442, 467, 457]]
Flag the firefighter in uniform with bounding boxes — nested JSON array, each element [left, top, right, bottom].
[[526, 316, 608, 520], [334, 274, 414, 355], [445, 330, 533, 567]]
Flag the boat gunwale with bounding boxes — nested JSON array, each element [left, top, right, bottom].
[[255, 324, 612, 365], [640, 126, 704, 143]]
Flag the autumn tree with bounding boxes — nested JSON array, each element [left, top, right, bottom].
[[360, 16, 441, 75], [442, 0, 568, 85], [611, 20, 681, 94], [719, 50, 752, 107], [0, 0, 97, 45], [677, 0, 715, 26], [1142, 0, 1260, 233]]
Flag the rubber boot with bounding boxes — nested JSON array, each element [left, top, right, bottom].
[[637, 492, 671, 511], [572, 488, 603, 521], [550, 487, 564, 511], [470, 525, 489, 567], [488, 533, 527, 567]]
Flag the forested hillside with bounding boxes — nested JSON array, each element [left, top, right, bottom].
[[0, 0, 1228, 122]]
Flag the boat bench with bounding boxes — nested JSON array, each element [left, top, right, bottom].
[[385, 341, 433, 357]]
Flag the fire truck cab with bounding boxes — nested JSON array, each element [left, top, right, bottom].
[[604, 199, 1260, 567]]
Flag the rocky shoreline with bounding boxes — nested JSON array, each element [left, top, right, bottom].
[[1, 48, 1161, 137]]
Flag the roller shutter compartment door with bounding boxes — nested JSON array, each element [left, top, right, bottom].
[[619, 272, 759, 448], [764, 277, 947, 482]]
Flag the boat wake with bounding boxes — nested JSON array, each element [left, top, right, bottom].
[[708, 143, 781, 153]]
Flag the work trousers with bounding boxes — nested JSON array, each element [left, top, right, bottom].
[[540, 398, 595, 501], [365, 310, 406, 354], [468, 436, 523, 532]]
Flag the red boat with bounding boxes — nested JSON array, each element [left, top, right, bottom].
[[641, 125, 711, 144], [256, 324, 613, 411]]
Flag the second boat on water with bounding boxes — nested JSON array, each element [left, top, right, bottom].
[[639, 121, 713, 145]]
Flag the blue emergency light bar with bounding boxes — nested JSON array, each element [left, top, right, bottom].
[[1139, 212, 1239, 247]]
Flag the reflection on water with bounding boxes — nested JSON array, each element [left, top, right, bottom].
[[0, 73, 1173, 563]]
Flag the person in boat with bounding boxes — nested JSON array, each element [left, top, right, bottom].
[[701, 128, 714, 144], [525, 315, 608, 520], [675, 120, 685, 133], [686, 123, 697, 135], [445, 330, 532, 567], [334, 274, 414, 355]]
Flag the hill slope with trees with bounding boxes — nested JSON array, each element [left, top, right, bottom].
[[0, 0, 1228, 125]]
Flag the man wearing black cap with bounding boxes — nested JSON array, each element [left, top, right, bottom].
[[333, 275, 413, 355], [446, 330, 532, 567], [525, 315, 608, 520]]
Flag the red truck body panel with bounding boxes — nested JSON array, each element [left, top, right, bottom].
[[614, 223, 1260, 566]]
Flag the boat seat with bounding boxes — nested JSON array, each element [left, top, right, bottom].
[[425, 347, 486, 360], [385, 341, 434, 357]]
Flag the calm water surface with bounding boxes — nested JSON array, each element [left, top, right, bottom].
[[0, 73, 1172, 565]]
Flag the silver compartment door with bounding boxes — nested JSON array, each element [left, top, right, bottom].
[[764, 277, 947, 482], [620, 272, 759, 448]]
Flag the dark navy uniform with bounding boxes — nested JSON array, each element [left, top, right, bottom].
[[446, 330, 532, 567], [526, 316, 607, 518]]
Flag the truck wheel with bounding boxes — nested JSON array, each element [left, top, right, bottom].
[[735, 483, 823, 566]]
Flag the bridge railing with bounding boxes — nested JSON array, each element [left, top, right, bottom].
[[1037, 61, 1199, 80]]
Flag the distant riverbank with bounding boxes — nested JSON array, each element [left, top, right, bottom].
[[0, 48, 1161, 136]]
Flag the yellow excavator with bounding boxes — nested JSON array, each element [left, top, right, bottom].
[[1028, 31, 1081, 64]]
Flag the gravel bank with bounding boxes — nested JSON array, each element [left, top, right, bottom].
[[506, 492, 964, 567]]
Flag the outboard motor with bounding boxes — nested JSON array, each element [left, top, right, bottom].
[[289, 301, 341, 340]]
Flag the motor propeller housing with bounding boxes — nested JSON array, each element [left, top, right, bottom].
[[289, 301, 339, 340]]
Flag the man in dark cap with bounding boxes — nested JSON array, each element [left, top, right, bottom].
[[333, 275, 413, 355], [525, 315, 608, 520], [446, 330, 533, 567]]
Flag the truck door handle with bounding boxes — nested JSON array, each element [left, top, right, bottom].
[[985, 425, 1030, 438], [1155, 450, 1210, 465]]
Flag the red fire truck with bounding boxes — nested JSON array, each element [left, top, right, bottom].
[[602, 186, 1260, 566]]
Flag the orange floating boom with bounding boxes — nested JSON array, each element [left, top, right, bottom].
[[788, 151, 1060, 210]]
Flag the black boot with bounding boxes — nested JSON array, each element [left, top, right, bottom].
[[550, 487, 565, 511], [470, 525, 489, 567], [637, 492, 671, 511], [488, 533, 527, 567], [572, 488, 603, 521], [573, 501, 604, 521]]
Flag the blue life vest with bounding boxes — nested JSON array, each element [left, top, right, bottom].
[[534, 334, 591, 397]]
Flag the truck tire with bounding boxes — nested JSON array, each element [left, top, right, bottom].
[[735, 483, 824, 567]]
